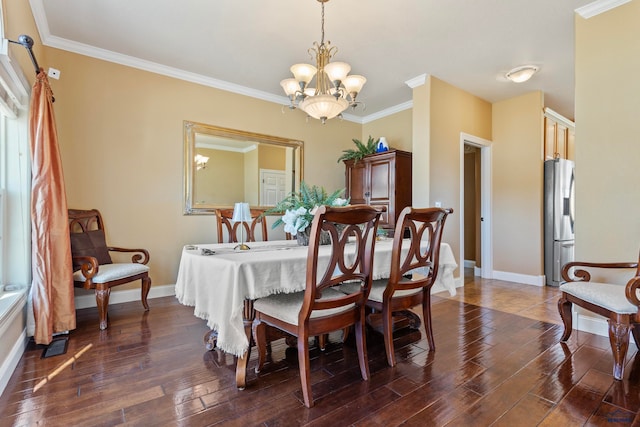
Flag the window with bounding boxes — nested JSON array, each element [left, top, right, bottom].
[[0, 19, 31, 297]]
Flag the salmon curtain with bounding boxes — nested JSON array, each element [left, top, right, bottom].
[[29, 70, 76, 344]]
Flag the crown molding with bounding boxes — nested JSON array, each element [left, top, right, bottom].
[[361, 101, 413, 124], [405, 74, 427, 89], [575, 0, 631, 19]]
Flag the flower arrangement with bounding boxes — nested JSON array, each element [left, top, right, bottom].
[[265, 181, 349, 237]]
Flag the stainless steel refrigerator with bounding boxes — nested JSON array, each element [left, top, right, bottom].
[[544, 158, 575, 286]]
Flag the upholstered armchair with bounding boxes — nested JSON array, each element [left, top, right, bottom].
[[559, 252, 640, 380], [69, 209, 151, 330]]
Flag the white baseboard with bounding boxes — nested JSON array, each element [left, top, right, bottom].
[[492, 270, 545, 287], [573, 309, 608, 338], [463, 260, 476, 269], [0, 328, 27, 398], [74, 284, 176, 309], [474, 266, 482, 277]]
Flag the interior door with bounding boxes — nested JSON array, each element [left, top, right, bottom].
[[260, 169, 286, 206]]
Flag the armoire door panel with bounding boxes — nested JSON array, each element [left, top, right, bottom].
[[369, 161, 391, 201]]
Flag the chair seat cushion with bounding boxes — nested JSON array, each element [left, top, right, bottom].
[[254, 288, 355, 326], [73, 263, 149, 284], [560, 281, 638, 314], [340, 279, 422, 303]]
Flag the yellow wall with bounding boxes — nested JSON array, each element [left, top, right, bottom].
[[575, 3, 640, 265], [259, 144, 286, 170], [194, 148, 244, 205], [410, 80, 431, 208], [492, 92, 544, 275], [362, 109, 413, 152], [428, 77, 492, 273]]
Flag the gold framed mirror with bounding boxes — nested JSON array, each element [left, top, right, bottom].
[[183, 121, 304, 214]]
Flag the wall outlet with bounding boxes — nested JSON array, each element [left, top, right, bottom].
[[47, 68, 61, 79]]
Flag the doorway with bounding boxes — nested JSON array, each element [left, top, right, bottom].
[[459, 133, 493, 279]]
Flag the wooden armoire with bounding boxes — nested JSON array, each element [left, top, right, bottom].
[[344, 149, 412, 233]]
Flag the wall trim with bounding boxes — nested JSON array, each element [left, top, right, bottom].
[[575, 0, 631, 19], [492, 270, 546, 286], [0, 328, 27, 398], [74, 284, 176, 309], [463, 260, 476, 269], [573, 309, 608, 337], [0, 288, 27, 337]]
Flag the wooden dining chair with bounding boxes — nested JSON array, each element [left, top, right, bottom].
[[343, 206, 452, 367], [215, 208, 268, 243], [559, 252, 640, 380], [252, 204, 382, 407], [69, 209, 151, 330]]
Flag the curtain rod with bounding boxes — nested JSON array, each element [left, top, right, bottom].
[[7, 34, 55, 102], [8, 35, 41, 75]]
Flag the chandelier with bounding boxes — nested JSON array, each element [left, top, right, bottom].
[[280, 0, 366, 124]]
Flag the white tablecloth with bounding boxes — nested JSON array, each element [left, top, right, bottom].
[[175, 239, 457, 356]]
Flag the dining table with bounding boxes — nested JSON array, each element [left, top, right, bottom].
[[175, 238, 457, 388]]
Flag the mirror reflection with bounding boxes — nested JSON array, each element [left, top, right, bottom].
[[183, 121, 303, 214]]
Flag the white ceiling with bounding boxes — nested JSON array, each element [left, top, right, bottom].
[[26, 0, 624, 123]]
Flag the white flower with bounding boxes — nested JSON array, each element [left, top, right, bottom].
[[281, 207, 310, 236], [332, 197, 348, 206]]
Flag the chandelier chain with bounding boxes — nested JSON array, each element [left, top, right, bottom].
[[320, 1, 325, 45]]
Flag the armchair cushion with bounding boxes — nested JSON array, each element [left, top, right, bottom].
[[254, 288, 355, 326], [70, 229, 112, 269], [559, 281, 638, 314], [73, 263, 149, 284]]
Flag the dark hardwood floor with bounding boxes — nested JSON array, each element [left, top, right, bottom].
[[1, 273, 639, 426]]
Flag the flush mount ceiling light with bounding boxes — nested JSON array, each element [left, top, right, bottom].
[[280, 0, 366, 124], [505, 65, 539, 83]]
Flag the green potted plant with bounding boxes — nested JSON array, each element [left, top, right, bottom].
[[264, 181, 349, 245], [337, 135, 379, 163]]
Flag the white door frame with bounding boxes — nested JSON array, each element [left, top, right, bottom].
[[460, 132, 493, 279]]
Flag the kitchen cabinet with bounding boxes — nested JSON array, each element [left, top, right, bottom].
[[544, 108, 575, 161], [344, 150, 412, 231]]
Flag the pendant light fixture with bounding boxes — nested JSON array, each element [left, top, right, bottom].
[[280, 0, 366, 124]]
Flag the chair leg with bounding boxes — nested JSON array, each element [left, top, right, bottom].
[[298, 331, 313, 408], [422, 291, 435, 351], [318, 334, 328, 351], [95, 286, 111, 330], [252, 319, 267, 373], [355, 316, 370, 381], [141, 275, 151, 311], [609, 317, 631, 380], [558, 295, 573, 342], [382, 306, 396, 367]]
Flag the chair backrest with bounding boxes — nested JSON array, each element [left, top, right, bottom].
[[68, 208, 113, 268], [215, 208, 268, 243], [387, 207, 452, 294], [299, 204, 382, 323]]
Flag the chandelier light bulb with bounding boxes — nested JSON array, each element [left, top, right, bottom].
[[290, 64, 317, 85], [324, 61, 351, 83]]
